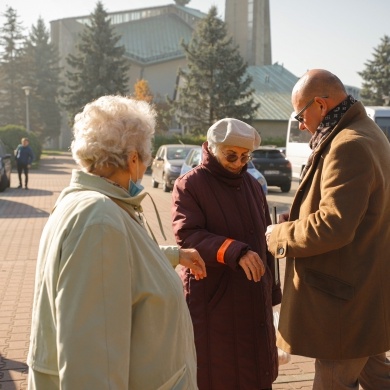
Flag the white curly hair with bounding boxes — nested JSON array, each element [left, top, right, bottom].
[[71, 95, 156, 172]]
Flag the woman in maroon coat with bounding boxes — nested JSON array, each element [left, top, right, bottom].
[[172, 118, 282, 390]]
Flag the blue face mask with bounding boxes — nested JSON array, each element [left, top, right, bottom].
[[128, 179, 144, 197], [128, 156, 144, 196]]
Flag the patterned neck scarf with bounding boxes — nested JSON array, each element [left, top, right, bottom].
[[300, 95, 357, 181]]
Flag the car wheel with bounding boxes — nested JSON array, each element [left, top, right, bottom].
[[163, 181, 171, 192], [152, 178, 158, 188], [0, 172, 7, 192], [162, 174, 171, 192], [280, 182, 291, 193]]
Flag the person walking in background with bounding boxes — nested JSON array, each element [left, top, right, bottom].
[[27, 95, 206, 389], [266, 69, 390, 389], [15, 137, 34, 189], [172, 118, 282, 390]]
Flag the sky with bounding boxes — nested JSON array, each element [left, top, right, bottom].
[[4, 0, 390, 89]]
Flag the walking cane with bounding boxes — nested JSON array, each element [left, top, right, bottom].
[[271, 206, 280, 285]]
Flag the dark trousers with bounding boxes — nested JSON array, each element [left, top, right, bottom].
[[17, 162, 29, 187], [313, 352, 390, 389]]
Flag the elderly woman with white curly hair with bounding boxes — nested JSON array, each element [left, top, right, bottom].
[[27, 95, 205, 390]]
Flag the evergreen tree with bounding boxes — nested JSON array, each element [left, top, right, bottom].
[[0, 7, 26, 126], [172, 6, 259, 134], [22, 17, 62, 141], [63, 1, 130, 120], [359, 35, 390, 106], [154, 98, 172, 134]]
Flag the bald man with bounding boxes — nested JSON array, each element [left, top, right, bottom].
[[266, 69, 390, 389]]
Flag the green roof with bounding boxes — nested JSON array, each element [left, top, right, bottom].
[[116, 13, 194, 65], [173, 4, 207, 19], [248, 64, 298, 120]]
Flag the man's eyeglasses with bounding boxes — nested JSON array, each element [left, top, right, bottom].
[[294, 96, 328, 123], [220, 150, 252, 164]]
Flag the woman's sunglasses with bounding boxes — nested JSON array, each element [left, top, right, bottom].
[[220, 150, 252, 164]]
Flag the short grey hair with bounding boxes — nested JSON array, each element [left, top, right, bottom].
[[71, 95, 156, 171], [208, 140, 218, 154]]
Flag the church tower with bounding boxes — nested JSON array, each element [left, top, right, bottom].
[[225, 0, 272, 66]]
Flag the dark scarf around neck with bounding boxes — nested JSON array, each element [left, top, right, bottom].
[[301, 95, 357, 181]]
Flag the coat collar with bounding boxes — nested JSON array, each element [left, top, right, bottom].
[[298, 102, 367, 191], [55, 170, 166, 242], [201, 142, 248, 187]]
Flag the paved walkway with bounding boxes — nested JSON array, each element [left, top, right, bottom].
[[0, 152, 387, 389]]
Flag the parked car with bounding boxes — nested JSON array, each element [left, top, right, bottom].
[[180, 146, 202, 175], [180, 146, 268, 195], [151, 144, 198, 192], [263, 144, 286, 156], [0, 138, 12, 192], [251, 146, 292, 192]]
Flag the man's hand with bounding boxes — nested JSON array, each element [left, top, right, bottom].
[[278, 212, 289, 223], [265, 224, 276, 249], [238, 250, 265, 282], [179, 248, 207, 280]]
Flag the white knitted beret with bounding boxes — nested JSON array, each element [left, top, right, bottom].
[[207, 118, 261, 151]]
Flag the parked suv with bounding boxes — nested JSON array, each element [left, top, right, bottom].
[[0, 138, 12, 192], [151, 144, 198, 192], [251, 146, 292, 192]]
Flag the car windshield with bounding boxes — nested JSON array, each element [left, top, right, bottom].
[[253, 150, 282, 159], [167, 148, 190, 160]]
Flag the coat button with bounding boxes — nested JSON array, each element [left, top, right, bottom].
[[277, 247, 284, 256]]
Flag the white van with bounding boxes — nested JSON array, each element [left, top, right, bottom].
[[286, 106, 390, 179], [285, 113, 311, 179], [365, 106, 390, 140]]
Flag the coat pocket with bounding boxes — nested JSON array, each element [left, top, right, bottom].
[[305, 268, 354, 300]]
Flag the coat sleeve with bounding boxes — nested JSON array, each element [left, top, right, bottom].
[[159, 245, 179, 267], [56, 222, 132, 389], [268, 136, 375, 259], [172, 175, 249, 270]]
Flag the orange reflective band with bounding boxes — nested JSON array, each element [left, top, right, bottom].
[[216, 238, 234, 264]]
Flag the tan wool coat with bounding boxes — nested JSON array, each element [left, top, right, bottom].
[[268, 102, 390, 359]]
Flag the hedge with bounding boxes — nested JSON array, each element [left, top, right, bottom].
[[0, 125, 42, 168], [152, 134, 285, 156], [152, 134, 206, 156]]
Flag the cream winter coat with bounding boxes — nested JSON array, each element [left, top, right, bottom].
[[28, 170, 197, 389]]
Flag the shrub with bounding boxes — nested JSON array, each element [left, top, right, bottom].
[[261, 137, 286, 147], [0, 125, 42, 167], [152, 134, 206, 156]]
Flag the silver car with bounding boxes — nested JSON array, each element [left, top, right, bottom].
[[151, 144, 198, 192]]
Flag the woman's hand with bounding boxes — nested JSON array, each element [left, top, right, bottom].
[[238, 250, 265, 282], [179, 248, 207, 280]]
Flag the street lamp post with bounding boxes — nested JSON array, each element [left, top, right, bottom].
[[22, 86, 32, 133]]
